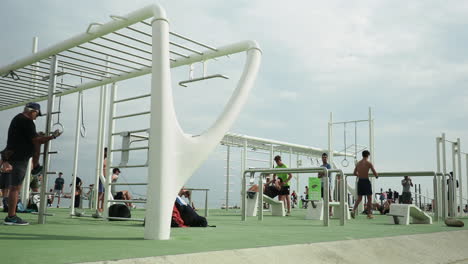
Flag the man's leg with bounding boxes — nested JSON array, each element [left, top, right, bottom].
[[352, 195, 363, 218], [57, 191, 61, 207], [7, 185, 21, 217], [286, 194, 291, 214], [366, 194, 373, 218]]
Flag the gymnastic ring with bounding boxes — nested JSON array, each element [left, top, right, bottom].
[[52, 122, 64, 134], [341, 159, 349, 167]]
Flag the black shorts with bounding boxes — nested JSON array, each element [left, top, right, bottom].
[[0, 173, 9, 189], [357, 178, 372, 196], [114, 192, 124, 200], [264, 185, 279, 198], [279, 186, 290, 195], [1, 160, 29, 188]]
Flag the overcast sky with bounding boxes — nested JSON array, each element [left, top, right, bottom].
[[1, 0, 468, 207]]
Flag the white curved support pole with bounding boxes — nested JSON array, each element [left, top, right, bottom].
[[144, 6, 261, 239], [70, 92, 82, 216], [466, 154, 468, 210], [20, 159, 32, 206]]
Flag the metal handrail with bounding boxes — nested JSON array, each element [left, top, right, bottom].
[[242, 167, 347, 227]]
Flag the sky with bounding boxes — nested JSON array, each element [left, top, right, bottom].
[[1, 0, 468, 208]]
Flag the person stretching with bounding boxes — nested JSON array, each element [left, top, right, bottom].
[[351, 150, 378, 219]]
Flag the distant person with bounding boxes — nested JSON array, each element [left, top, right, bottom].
[[393, 190, 399, 203], [401, 176, 413, 204], [111, 168, 134, 208], [387, 188, 393, 203], [274, 155, 293, 216], [50, 172, 65, 208], [351, 150, 378, 219], [318, 153, 332, 216], [2, 103, 61, 225], [47, 189, 53, 207], [291, 190, 298, 208]]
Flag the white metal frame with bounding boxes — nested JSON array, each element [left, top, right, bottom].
[[0, 5, 262, 240]]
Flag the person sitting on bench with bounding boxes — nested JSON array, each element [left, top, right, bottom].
[[247, 175, 281, 199], [111, 168, 134, 208]]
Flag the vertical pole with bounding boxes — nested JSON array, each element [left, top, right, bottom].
[[270, 144, 274, 167], [323, 169, 329, 226], [103, 83, 117, 219], [466, 153, 468, 212], [296, 154, 300, 201], [22, 37, 38, 206], [38, 55, 58, 224], [368, 107, 375, 193], [31, 36, 38, 97], [457, 138, 463, 216], [145, 12, 173, 240], [70, 92, 82, 216], [241, 172, 247, 221], [258, 173, 263, 221], [354, 121, 357, 164], [451, 142, 457, 216], [339, 170, 345, 226], [435, 137, 441, 220], [240, 140, 247, 214], [225, 145, 230, 211], [441, 133, 447, 219], [328, 112, 333, 163], [20, 159, 32, 206], [93, 85, 106, 215], [204, 190, 208, 217], [419, 184, 422, 208]]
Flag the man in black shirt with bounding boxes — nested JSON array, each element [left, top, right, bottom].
[[2, 102, 61, 225]]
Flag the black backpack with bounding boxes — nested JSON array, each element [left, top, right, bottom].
[[175, 202, 207, 227], [108, 204, 131, 220]]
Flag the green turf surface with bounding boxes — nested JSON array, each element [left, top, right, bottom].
[[0, 208, 467, 264]]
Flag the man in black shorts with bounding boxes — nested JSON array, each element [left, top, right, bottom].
[[2, 103, 61, 225], [274, 156, 292, 216], [351, 150, 378, 219]]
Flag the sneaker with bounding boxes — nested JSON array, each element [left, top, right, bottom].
[[4, 215, 29, 226], [31, 165, 43, 176]]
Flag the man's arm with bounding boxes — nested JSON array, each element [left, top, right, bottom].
[[286, 173, 293, 184], [370, 163, 378, 178]]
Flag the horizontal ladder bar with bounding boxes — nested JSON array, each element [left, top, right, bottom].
[[110, 164, 147, 168], [113, 111, 150, 120], [112, 128, 149, 136], [109, 182, 147, 186], [111, 146, 149, 152], [113, 93, 151, 103], [108, 200, 146, 203]]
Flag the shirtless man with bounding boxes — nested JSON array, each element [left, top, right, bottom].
[[351, 150, 378, 219]]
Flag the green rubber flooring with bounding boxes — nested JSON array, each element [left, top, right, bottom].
[[0, 208, 467, 264]]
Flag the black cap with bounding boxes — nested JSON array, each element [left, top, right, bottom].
[[25, 102, 42, 116]]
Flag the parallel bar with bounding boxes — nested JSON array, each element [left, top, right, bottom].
[[169, 32, 218, 51], [77, 45, 150, 68], [111, 146, 149, 152], [112, 128, 149, 136], [100, 36, 152, 55], [331, 119, 369, 125], [113, 111, 150, 120], [113, 93, 150, 103], [67, 50, 139, 70], [110, 164, 147, 168], [88, 41, 154, 62], [59, 53, 131, 74], [108, 200, 146, 203], [109, 182, 147, 185]]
